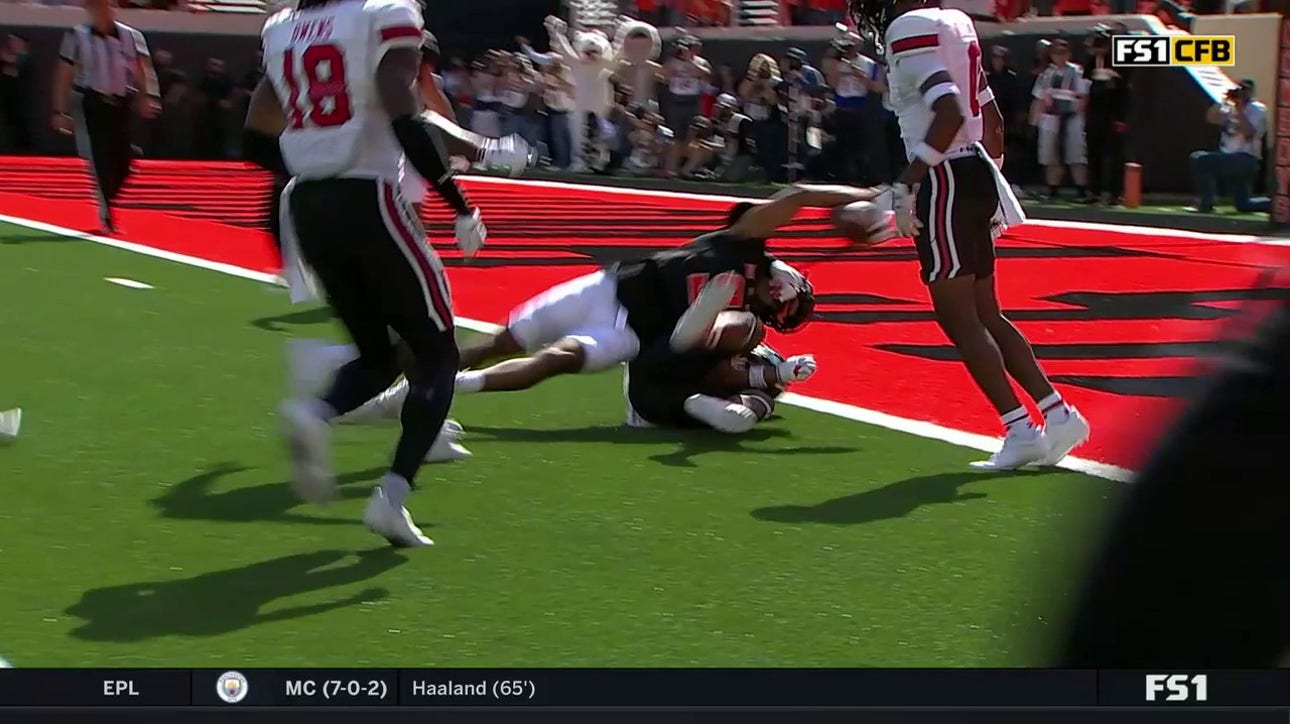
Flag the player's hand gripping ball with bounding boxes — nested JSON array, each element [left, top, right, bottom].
[[831, 200, 897, 245]]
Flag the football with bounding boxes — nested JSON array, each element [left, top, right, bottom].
[[832, 200, 895, 244], [706, 310, 765, 354]]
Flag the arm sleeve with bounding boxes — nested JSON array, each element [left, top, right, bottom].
[[371, 0, 425, 62], [886, 15, 941, 62], [59, 30, 78, 65], [895, 51, 956, 107]]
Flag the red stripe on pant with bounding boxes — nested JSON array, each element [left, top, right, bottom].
[[380, 183, 454, 330], [932, 163, 953, 281]]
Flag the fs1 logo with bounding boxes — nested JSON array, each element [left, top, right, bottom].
[[1112, 35, 1236, 67], [1145, 674, 1209, 702]]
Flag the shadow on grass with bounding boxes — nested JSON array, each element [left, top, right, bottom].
[[751, 469, 1054, 526], [468, 423, 857, 468], [64, 548, 406, 641], [150, 462, 383, 525]]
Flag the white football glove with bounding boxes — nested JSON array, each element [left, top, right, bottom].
[[454, 209, 487, 258], [776, 354, 817, 384], [878, 183, 921, 238]]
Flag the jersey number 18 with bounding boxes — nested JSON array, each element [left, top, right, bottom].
[[283, 44, 353, 129]]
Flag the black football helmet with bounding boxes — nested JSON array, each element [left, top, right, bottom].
[[763, 282, 816, 334], [848, 0, 899, 49]]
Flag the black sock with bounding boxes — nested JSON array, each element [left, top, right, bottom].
[[390, 334, 459, 484], [1077, 185, 1089, 198], [322, 354, 399, 419], [1048, 185, 1059, 199]]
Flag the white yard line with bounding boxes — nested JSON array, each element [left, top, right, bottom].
[[0, 210, 1134, 483]]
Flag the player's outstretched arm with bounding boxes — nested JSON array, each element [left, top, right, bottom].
[[242, 78, 289, 176], [379, 47, 473, 217], [728, 184, 884, 240]]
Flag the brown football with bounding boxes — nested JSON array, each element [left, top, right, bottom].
[[704, 310, 765, 355], [831, 200, 895, 244]]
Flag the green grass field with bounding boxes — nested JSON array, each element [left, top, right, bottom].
[[0, 220, 1125, 667]]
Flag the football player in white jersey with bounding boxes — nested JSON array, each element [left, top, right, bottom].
[[850, 0, 1089, 469], [244, 0, 487, 547]]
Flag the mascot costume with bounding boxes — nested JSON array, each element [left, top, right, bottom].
[[542, 16, 617, 171], [612, 18, 662, 108]]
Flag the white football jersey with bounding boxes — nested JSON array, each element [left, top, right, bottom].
[[261, 0, 424, 181], [884, 7, 993, 159]]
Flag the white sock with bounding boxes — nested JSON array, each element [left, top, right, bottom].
[[455, 370, 485, 393], [381, 473, 411, 509], [1037, 392, 1068, 421], [1001, 406, 1033, 435]]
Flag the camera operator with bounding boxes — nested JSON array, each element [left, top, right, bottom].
[[739, 53, 786, 181], [1032, 39, 1090, 200], [1082, 25, 1131, 205], [1189, 79, 1269, 213]]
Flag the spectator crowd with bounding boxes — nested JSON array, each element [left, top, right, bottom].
[[0, 12, 1268, 213]]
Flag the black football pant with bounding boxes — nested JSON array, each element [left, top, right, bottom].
[[1059, 294, 1289, 667], [287, 177, 459, 484], [73, 89, 134, 216]]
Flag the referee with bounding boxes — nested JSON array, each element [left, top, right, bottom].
[[51, 0, 160, 234]]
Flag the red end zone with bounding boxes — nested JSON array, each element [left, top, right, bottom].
[[3, 157, 1288, 473]]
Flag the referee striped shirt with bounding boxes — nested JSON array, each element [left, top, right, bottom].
[[59, 22, 153, 97]]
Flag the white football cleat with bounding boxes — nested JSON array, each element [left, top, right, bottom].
[[336, 379, 410, 425], [970, 428, 1051, 471], [0, 408, 21, 442], [683, 394, 758, 434], [670, 272, 740, 352], [288, 339, 355, 397], [279, 399, 337, 504], [425, 419, 471, 462], [363, 487, 434, 548], [1043, 405, 1091, 465]]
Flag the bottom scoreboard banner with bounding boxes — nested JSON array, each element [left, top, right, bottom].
[[0, 669, 1286, 708]]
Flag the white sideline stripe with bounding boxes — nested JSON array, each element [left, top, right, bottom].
[[0, 212, 1134, 483], [105, 277, 153, 289], [462, 175, 1290, 247]]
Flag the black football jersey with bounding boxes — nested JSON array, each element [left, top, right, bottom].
[[612, 229, 772, 343]]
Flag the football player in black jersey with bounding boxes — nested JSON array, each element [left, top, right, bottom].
[[453, 184, 879, 398], [626, 343, 817, 433]]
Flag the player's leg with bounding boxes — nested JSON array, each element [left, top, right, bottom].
[[360, 181, 462, 547], [279, 181, 403, 504], [916, 159, 1046, 469], [967, 159, 1091, 464], [974, 273, 1089, 462], [456, 271, 637, 392]]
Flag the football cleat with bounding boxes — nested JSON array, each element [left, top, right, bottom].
[[684, 394, 758, 434], [970, 428, 1051, 471], [363, 487, 434, 548], [1043, 405, 1091, 465], [279, 398, 337, 503]]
